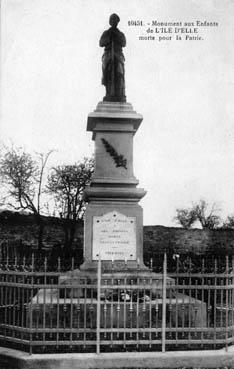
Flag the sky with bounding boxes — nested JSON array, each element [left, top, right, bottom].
[[1, 0, 234, 226]]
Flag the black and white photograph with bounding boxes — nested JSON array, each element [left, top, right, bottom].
[[0, 0, 234, 368]]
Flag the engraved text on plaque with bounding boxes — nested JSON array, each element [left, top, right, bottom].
[[92, 211, 136, 260]]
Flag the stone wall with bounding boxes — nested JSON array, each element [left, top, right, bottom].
[[1, 211, 234, 259], [143, 225, 234, 258]]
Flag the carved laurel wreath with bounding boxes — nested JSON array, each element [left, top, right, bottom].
[[101, 138, 127, 169]]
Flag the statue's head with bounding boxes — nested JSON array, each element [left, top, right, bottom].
[[109, 13, 120, 27]]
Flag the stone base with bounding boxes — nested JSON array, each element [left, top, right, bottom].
[[2, 346, 234, 369], [103, 95, 126, 102], [59, 268, 172, 298], [30, 285, 206, 330], [82, 203, 146, 272], [79, 260, 149, 274], [61, 263, 172, 280], [29, 267, 206, 331]]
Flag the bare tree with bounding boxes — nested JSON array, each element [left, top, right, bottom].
[[174, 199, 221, 229], [47, 157, 94, 252], [193, 200, 221, 229], [0, 146, 53, 249]]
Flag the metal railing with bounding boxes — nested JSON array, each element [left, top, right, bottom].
[[0, 254, 234, 354]]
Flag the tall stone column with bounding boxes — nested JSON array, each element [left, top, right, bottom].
[[81, 101, 147, 272]]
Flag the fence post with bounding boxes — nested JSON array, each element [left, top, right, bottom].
[[232, 256, 234, 345], [96, 254, 101, 354], [29, 253, 34, 355], [162, 253, 167, 353], [225, 256, 229, 351]]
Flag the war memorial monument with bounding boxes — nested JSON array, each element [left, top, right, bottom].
[[0, 15, 218, 369], [82, 13, 148, 273], [58, 14, 205, 331], [58, 13, 204, 328]]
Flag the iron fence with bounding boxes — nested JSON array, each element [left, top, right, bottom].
[[0, 240, 83, 272], [0, 254, 234, 354]]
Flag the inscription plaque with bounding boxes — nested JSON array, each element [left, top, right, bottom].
[[92, 211, 136, 260]]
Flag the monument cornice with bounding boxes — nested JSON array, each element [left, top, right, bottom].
[[87, 101, 143, 133], [84, 186, 146, 202]]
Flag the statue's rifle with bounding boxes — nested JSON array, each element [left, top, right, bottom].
[[110, 32, 115, 97]]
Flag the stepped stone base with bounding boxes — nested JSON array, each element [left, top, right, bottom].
[[30, 291, 206, 329], [30, 268, 206, 330]]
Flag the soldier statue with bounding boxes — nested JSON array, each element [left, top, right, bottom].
[[99, 14, 126, 102]]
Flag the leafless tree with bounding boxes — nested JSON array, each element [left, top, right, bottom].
[[47, 157, 94, 252], [174, 199, 221, 229], [0, 146, 53, 249], [193, 200, 221, 229]]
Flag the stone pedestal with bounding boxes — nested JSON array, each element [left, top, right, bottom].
[[28, 293, 207, 330], [30, 100, 207, 334], [80, 101, 147, 273]]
